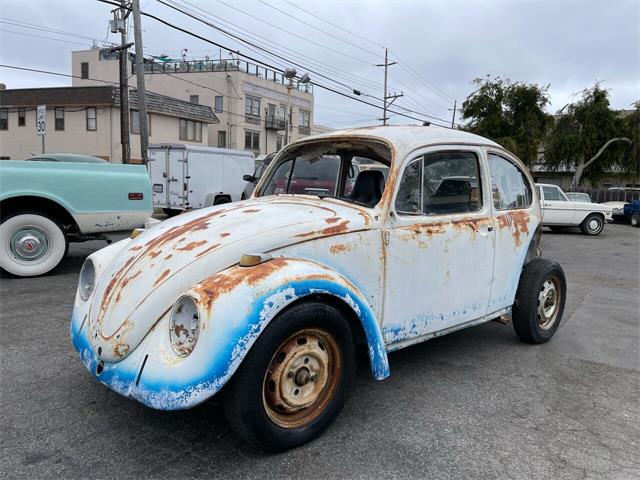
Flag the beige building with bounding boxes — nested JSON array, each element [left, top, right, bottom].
[[71, 48, 315, 155], [0, 85, 218, 163]]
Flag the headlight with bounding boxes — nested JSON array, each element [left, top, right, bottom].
[[169, 295, 200, 356], [78, 259, 96, 302]]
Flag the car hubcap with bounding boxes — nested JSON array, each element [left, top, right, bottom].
[[589, 218, 601, 232], [537, 277, 561, 330], [263, 328, 340, 429], [10, 228, 49, 261]]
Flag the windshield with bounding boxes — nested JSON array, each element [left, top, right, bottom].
[[258, 140, 391, 207]]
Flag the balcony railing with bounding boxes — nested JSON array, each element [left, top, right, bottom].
[[133, 58, 313, 94], [265, 115, 285, 130]]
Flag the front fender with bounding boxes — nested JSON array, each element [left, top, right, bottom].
[[71, 256, 389, 411]]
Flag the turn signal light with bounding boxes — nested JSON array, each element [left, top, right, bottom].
[[128, 192, 144, 200]]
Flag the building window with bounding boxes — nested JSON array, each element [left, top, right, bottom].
[[245, 130, 260, 152], [179, 119, 202, 142], [55, 107, 64, 130], [299, 109, 310, 128], [0, 108, 7, 130], [18, 108, 25, 126], [81, 62, 89, 79], [245, 96, 260, 117], [86, 107, 97, 131], [189, 95, 199, 104], [276, 135, 284, 151], [130, 110, 151, 135], [217, 130, 227, 148], [214, 96, 223, 113]]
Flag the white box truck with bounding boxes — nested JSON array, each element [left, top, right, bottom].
[[148, 144, 254, 215]]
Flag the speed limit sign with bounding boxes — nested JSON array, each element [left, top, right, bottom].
[[36, 105, 46, 136]]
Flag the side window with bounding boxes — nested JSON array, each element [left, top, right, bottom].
[[488, 153, 532, 210], [542, 186, 562, 201], [422, 151, 481, 214], [395, 159, 422, 214]]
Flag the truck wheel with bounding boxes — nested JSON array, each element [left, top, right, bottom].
[[162, 208, 182, 217], [0, 213, 68, 277], [512, 258, 566, 344], [223, 301, 355, 451], [631, 212, 640, 228], [580, 213, 604, 235]]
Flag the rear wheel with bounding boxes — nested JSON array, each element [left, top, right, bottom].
[[512, 258, 566, 344], [580, 213, 604, 235], [0, 213, 68, 276], [223, 301, 355, 451], [631, 212, 640, 228]]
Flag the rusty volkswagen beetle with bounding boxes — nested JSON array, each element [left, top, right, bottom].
[[71, 125, 566, 450]]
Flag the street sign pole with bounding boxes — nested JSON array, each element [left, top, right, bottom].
[[36, 105, 46, 154]]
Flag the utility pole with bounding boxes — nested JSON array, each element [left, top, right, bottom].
[[131, 0, 149, 165], [451, 100, 457, 128], [109, 1, 132, 164], [376, 48, 403, 126]]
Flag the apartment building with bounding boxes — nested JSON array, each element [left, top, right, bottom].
[[0, 85, 218, 162], [71, 48, 315, 155]]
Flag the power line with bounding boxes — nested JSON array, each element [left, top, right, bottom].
[[282, 0, 385, 50], [255, 0, 381, 59], [0, 64, 120, 85], [171, 0, 387, 95], [0, 29, 100, 47], [0, 17, 117, 46], [95, 0, 453, 127]]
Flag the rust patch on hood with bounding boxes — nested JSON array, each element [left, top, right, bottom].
[[194, 258, 290, 311], [195, 243, 221, 258], [295, 220, 351, 238], [330, 243, 354, 254], [243, 208, 261, 213], [325, 217, 341, 224], [129, 245, 143, 252], [153, 268, 171, 287], [176, 240, 207, 251], [219, 232, 231, 238], [148, 250, 162, 259], [164, 254, 173, 260]]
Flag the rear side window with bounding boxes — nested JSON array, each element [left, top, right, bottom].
[[488, 153, 532, 210], [395, 151, 482, 215]]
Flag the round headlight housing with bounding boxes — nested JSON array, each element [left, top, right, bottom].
[[78, 258, 96, 302], [169, 295, 200, 357]]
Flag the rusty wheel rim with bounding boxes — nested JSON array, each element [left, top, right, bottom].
[[262, 328, 341, 429], [537, 276, 561, 330]]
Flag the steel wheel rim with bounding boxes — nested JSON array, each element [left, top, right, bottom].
[[262, 328, 341, 429], [10, 227, 49, 262], [588, 217, 601, 233], [537, 277, 561, 330]]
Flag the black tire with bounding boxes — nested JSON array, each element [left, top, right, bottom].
[[549, 226, 565, 233], [512, 258, 566, 344], [223, 300, 356, 451], [580, 213, 604, 235], [213, 196, 231, 205], [631, 212, 640, 228], [162, 208, 182, 217]]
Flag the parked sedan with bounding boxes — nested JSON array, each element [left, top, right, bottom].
[[536, 183, 613, 235]]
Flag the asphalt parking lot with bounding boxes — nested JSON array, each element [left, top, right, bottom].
[[1, 223, 639, 479]]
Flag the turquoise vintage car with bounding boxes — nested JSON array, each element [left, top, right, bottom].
[[0, 158, 152, 276]]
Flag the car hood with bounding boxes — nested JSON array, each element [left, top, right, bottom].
[[603, 201, 627, 209], [88, 196, 373, 362]]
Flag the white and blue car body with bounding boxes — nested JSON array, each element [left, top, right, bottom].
[[71, 126, 562, 448]]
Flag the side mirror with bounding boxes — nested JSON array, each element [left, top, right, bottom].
[[243, 174, 256, 183]]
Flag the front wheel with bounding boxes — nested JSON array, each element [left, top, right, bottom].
[[631, 212, 640, 228], [0, 213, 68, 276], [512, 258, 566, 344], [223, 301, 355, 451], [580, 213, 604, 235]]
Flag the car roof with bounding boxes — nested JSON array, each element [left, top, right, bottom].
[[298, 125, 502, 158], [27, 153, 108, 163]]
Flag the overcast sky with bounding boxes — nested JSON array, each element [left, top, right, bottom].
[[1, 0, 638, 128]]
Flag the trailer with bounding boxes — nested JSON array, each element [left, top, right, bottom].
[[148, 144, 254, 215]]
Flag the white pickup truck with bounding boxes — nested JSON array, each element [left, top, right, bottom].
[[536, 183, 613, 235]]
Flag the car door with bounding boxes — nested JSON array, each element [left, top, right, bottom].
[[149, 148, 169, 208], [382, 147, 495, 348], [541, 185, 574, 224]]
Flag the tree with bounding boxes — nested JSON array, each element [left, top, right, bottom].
[[460, 76, 553, 165], [544, 84, 636, 189]]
